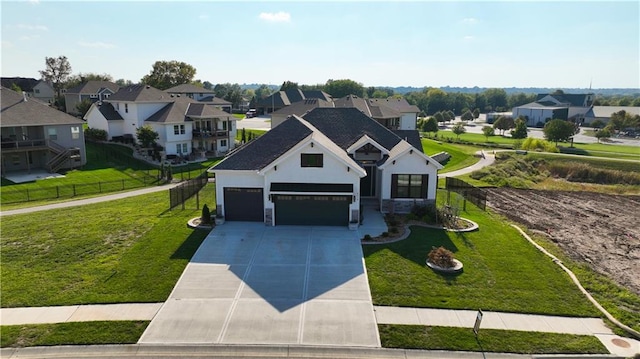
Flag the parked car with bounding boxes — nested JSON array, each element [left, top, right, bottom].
[[245, 109, 257, 118]]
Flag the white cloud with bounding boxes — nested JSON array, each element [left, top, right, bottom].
[[1, 40, 14, 48], [16, 24, 48, 31], [463, 35, 475, 41], [27, 0, 40, 5], [462, 17, 478, 25], [19, 34, 40, 41], [198, 14, 209, 20], [258, 11, 291, 23], [78, 41, 116, 49]]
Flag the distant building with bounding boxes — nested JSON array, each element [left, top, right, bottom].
[[165, 84, 232, 113], [257, 89, 332, 115], [64, 80, 120, 115], [1, 87, 86, 174], [512, 93, 594, 126], [583, 106, 640, 126], [1, 77, 55, 104]]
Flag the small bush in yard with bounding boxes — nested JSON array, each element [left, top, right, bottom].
[[201, 204, 212, 225], [363, 234, 372, 241], [428, 246, 455, 268]]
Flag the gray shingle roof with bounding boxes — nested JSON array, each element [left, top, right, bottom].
[[272, 98, 334, 116], [257, 89, 333, 108], [211, 107, 423, 172], [108, 85, 170, 102], [301, 107, 403, 151], [1, 87, 84, 127], [186, 103, 233, 118], [212, 119, 313, 171], [165, 84, 215, 94], [535, 93, 591, 107], [369, 98, 420, 113], [198, 96, 232, 105], [66, 81, 119, 94], [97, 102, 123, 121], [393, 130, 422, 152]]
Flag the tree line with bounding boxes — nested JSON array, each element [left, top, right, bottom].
[[35, 55, 640, 118]]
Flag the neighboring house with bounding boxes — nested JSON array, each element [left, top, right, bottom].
[[583, 106, 640, 126], [270, 98, 334, 127], [512, 93, 595, 126], [257, 89, 332, 114], [1, 77, 55, 103], [270, 95, 420, 131], [209, 107, 441, 227], [84, 84, 236, 158], [64, 80, 120, 115], [166, 84, 232, 113], [1, 87, 86, 174]]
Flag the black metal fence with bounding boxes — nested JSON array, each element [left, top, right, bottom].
[[169, 173, 209, 210], [445, 177, 487, 211], [1, 176, 158, 204]]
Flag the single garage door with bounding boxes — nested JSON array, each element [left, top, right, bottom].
[[224, 187, 264, 221], [274, 195, 350, 226]]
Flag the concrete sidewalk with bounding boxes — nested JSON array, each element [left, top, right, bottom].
[[4, 303, 638, 356], [0, 183, 178, 217], [438, 151, 495, 178]]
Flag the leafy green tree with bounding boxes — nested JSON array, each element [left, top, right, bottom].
[[590, 119, 605, 129], [141, 60, 196, 90], [115, 78, 133, 87], [423, 117, 439, 135], [609, 110, 640, 131], [426, 88, 448, 114], [482, 126, 495, 141], [434, 111, 445, 125], [447, 110, 455, 123], [39, 55, 72, 99], [594, 128, 611, 143], [461, 110, 474, 123], [474, 93, 487, 112], [484, 88, 508, 111], [10, 83, 22, 92], [136, 125, 159, 148], [65, 73, 113, 89], [255, 84, 274, 99], [543, 119, 575, 145], [75, 99, 92, 117], [280, 81, 298, 91], [452, 122, 466, 139], [472, 108, 480, 120], [324, 79, 364, 98], [493, 116, 515, 135], [203, 81, 213, 90], [511, 117, 528, 139]]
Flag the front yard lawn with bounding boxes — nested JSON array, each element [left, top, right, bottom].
[[1, 321, 148, 348], [1, 187, 213, 307], [379, 325, 608, 354], [363, 208, 599, 317]]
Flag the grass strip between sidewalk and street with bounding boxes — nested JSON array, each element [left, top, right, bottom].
[[379, 325, 608, 354], [1, 321, 149, 348]]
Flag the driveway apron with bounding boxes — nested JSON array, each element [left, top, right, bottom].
[[139, 222, 380, 347]]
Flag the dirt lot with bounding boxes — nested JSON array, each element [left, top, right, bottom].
[[486, 189, 640, 295]]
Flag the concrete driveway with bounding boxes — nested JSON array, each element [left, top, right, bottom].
[[139, 222, 380, 347]]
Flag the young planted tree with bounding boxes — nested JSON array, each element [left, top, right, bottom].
[[594, 127, 612, 143], [461, 110, 474, 124], [590, 119, 605, 129], [493, 116, 515, 135], [482, 125, 495, 141], [472, 108, 480, 121], [434, 111, 445, 126], [423, 117, 439, 136], [511, 117, 528, 139], [136, 125, 159, 148], [75, 99, 93, 117], [452, 122, 466, 139], [543, 119, 576, 145], [201, 204, 212, 225]]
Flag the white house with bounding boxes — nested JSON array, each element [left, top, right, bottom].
[[209, 107, 441, 227], [512, 93, 595, 126], [84, 84, 236, 158]]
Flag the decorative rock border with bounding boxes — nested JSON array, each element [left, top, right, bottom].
[[187, 217, 214, 230], [426, 258, 464, 274], [361, 217, 479, 245], [445, 217, 479, 233]]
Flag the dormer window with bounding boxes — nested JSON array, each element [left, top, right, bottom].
[[301, 153, 323, 168]]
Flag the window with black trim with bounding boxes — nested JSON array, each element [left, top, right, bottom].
[[391, 174, 428, 198], [301, 153, 323, 168]]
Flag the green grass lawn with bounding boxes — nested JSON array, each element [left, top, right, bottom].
[[0, 186, 215, 307], [363, 207, 599, 317], [422, 139, 480, 174], [379, 325, 607, 354], [235, 129, 267, 142], [232, 113, 245, 119], [1, 321, 148, 348]]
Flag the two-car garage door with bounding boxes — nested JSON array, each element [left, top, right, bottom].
[[273, 195, 350, 226]]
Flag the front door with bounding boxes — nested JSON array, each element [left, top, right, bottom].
[[360, 165, 376, 197]]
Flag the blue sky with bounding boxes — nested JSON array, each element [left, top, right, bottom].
[[2, 1, 639, 89]]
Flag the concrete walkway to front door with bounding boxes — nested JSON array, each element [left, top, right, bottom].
[[138, 222, 381, 347]]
